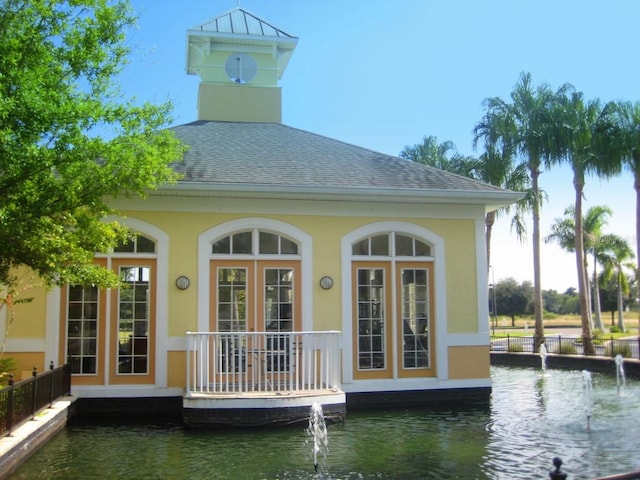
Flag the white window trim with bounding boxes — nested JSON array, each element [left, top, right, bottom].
[[341, 221, 447, 384]]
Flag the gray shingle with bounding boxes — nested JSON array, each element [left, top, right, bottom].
[[169, 121, 508, 195]]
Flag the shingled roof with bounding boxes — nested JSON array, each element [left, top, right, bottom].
[[165, 120, 519, 208]]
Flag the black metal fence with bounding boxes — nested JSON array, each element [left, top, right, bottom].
[[0, 362, 71, 438], [491, 334, 640, 359]]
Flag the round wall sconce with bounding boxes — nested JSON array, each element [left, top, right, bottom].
[[319, 275, 334, 290], [175, 275, 191, 290]]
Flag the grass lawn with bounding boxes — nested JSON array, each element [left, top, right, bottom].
[[490, 312, 640, 338]]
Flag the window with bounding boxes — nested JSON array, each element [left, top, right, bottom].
[[401, 268, 430, 368], [217, 268, 248, 332], [117, 266, 150, 374], [395, 234, 431, 257], [353, 233, 430, 257], [114, 234, 156, 253], [66, 286, 99, 375], [356, 268, 386, 370], [264, 267, 294, 372], [213, 230, 299, 255]]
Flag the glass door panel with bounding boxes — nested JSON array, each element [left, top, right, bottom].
[[66, 285, 99, 375], [215, 267, 248, 374], [217, 267, 247, 333], [117, 266, 150, 375], [109, 258, 156, 385], [400, 268, 429, 369], [264, 267, 293, 373], [397, 262, 435, 378], [352, 262, 392, 379]]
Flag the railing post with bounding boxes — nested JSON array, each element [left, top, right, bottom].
[[185, 333, 191, 395], [7, 373, 15, 435], [31, 366, 38, 420], [49, 361, 55, 407], [507, 334, 510, 351], [610, 336, 615, 358]]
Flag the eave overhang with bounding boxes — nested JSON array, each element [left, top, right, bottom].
[[153, 182, 523, 213]]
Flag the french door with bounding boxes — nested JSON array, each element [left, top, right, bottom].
[[352, 260, 435, 380], [211, 260, 300, 381], [61, 258, 156, 385]]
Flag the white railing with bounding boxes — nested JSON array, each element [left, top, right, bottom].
[[185, 331, 342, 396]]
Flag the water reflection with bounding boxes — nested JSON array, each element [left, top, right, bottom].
[[9, 366, 640, 479]]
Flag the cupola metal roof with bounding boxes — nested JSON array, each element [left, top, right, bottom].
[[190, 6, 296, 39]]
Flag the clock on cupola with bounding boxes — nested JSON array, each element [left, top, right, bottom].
[[185, 7, 298, 123], [224, 53, 258, 84]]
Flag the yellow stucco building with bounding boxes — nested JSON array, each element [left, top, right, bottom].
[[1, 7, 519, 426]]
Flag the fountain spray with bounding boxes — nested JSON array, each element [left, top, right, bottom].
[[582, 370, 593, 431], [308, 402, 328, 473], [539, 343, 547, 372], [615, 354, 625, 394]]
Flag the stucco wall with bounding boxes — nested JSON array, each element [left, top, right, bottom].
[[123, 207, 480, 336]]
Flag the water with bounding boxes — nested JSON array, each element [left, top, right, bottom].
[[9, 366, 640, 480]]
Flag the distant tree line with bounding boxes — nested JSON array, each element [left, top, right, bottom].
[[489, 277, 636, 327]]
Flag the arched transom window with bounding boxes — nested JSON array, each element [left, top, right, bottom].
[[212, 229, 299, 256], [352, 232, 432, 258]]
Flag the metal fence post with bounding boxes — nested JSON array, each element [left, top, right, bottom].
[[49, 361, 55, 407], [7, 373, 15, 435], [31, 366, 38, 420]]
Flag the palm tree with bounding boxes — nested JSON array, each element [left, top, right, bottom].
[[473, 136, 529, 273], [400, 135, 479, 176], [554, 93, 619, 352], [611, 101, 640, 325], [598, 234, 636, 332], [475, 72, 570, 349], [545, 205, 613, 331]]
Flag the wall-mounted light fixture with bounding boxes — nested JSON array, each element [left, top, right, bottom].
[[175, 275, 191, 290], [319, 275, 334, 290]]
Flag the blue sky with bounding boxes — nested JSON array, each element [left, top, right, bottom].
[[121, 0, 639, 291]]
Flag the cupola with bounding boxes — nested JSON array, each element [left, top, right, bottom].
[[186, 7, 298, 123]]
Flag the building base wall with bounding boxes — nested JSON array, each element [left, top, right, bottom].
[[345, 387, 491, 410]]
